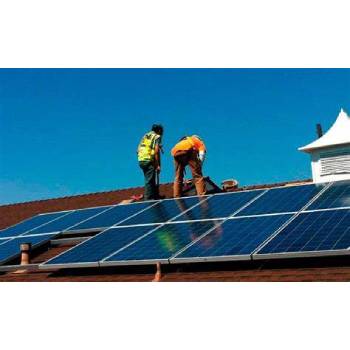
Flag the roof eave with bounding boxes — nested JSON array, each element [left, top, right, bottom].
[[299, 141, 350, 153]]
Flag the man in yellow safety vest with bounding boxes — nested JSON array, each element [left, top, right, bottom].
[[137, 124, 164, 200]]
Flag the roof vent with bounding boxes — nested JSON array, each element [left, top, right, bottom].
[[299, 109, 350, 183], [222, 179, 239, 191], [320, 149, 350, 176]]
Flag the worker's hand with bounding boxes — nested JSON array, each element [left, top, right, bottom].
[[198, 151, 206, 163], [156, 165, 161, 173]]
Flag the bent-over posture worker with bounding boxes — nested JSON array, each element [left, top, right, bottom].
[[137, 124, 163, 200], [171, 135, 207, 198]]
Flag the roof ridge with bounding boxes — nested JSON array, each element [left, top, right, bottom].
[[0, 186, 145, 208]]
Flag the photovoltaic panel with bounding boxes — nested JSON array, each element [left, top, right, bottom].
[[0, 211, 71, 239], [238, 184, 323, 216], [42, 225, 159, 267], [67, 201, 155, 232], [173, 190, 264, 222], [307, 180, 350, 210], [0, 238, 11, 246], [172, 214, 292, 262], [120, 197, 203, 226], [103, 220, 222, 265], [255, 209, 350, 258], [0, 234, 56, 264], [26, 206, 113, 235]]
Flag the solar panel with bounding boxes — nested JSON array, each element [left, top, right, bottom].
[[41, 225, 160, 268], [0, 234, 56, 264], [0, 238, 11, 246], [172, 190, 264, 222], [120, 197, 204, 226], [33, 181, 350, 269], [254, 209, 350, 259], [238, 184, 324, 216], [307, 180, 350, 210], [102, 220, 221, 266], [26, 206, 113, 235], [171, 214, 292, 263], [66, 201, 155, 232], [0, 211, 71, 239]]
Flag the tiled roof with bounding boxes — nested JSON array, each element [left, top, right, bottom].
[[1, 252, 350, 282], [0, 177, 308, 230], [1, 177, 348, 282], [0, 183, 174, 230]]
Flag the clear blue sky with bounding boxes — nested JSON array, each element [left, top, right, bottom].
[[0, 69, 349, 205]]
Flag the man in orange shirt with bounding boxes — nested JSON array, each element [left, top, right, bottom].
[[171, 135, 207, 197]]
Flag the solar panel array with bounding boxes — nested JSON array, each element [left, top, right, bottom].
[[255, 210, 350, 258], [0, 202, 155, 266], [1, 180, 350, 268]]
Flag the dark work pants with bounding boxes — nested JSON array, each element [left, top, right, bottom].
[[173, 149, 206, 197], [139, 161, 158, 200]]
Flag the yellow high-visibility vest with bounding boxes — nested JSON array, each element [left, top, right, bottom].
[[137, 131, 161, 162]]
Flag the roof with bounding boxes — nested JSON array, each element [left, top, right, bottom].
[[3, 176, 348, 282], [1, 244, 350, 281], [0, 177, 308, 231], [299, 109, 350, 153]]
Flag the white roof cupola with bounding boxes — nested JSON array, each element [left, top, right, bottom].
[[299, 109, 350, 184]]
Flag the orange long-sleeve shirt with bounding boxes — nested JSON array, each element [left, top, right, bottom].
[[171, 136, 206, 156]]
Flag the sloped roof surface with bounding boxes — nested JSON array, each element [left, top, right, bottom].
[[1, 177, 348, 282]]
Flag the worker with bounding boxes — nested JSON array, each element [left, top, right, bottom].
[[171, 135, 207, 197], [137, 124, 163, 200]]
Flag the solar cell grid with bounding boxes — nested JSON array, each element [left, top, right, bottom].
[[307, 181, 350, 210], [27, 206, 112, 235], [67, 201, 155, 232], [173, 190, 264, 222], [42, 225, 159, 267], [0, 211, 70, 239], [173, 214, 292, 262], [121, 196, 203, 226], [103, 220, 221, 264], [238, 184, 323, 216], [256, 209, 350, 257]]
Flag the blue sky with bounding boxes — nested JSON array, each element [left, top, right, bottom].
[[0, 68, 349, 205]]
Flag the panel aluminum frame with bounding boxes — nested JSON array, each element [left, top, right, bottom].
[[253, 248, 350, 260], [100, 258, 170, 267], [170, 254, 252, 265]]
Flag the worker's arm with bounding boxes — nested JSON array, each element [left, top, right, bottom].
[[154, 143, 161, 172], [198, 150, 206, 163], [194, 138, 206, 163]]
